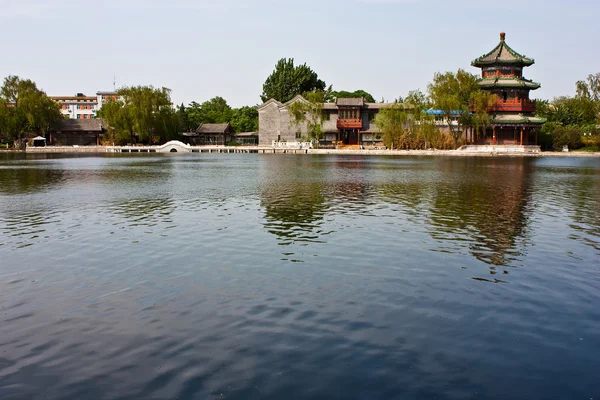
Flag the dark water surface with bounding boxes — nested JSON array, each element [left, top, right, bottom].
[[0, 153, 599, 400]]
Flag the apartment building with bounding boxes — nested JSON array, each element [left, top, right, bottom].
[[50, 93, 98, 120]]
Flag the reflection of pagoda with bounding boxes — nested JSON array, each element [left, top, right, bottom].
[[470, 32, 546, 146]]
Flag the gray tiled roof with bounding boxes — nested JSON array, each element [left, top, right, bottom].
[[196, 123, 231, 134], [472, 33, 534, 67], [336, 98, 364, 107], [56, 119, 104, 132]]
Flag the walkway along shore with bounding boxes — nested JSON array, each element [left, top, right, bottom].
[[24, 141, 600, 157]]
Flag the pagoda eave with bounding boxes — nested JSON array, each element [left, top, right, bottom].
[[471, 60, 535, 68]]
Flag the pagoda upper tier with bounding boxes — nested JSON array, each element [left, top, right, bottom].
[[471, 33, 541, 92], [472, 32, 534, 68]]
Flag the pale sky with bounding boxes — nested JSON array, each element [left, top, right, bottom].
[[0, 0, 597, 107]]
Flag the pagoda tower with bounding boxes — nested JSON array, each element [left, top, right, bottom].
[[471, 32, 546, 146]]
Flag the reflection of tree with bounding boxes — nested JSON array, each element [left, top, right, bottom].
[[564, 171, 600, 253], [259, 157, 329, 245], [428, 158, 533, 272], [262, 181, 327, 245], [108, 197, 175, 227], [0, 163, 65, 195]]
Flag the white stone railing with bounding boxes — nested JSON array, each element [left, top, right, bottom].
[[271, 141, 313, 149]]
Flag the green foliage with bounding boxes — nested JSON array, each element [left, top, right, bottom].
[[428, 69, 480, 147], [470, 91, 497, 142], [261, 58, 327, 103], [187, 97, 232, 127], [538, 96, 598, 126], [374, 104, 409, 150], [333, 90, 376, 103], [99, 85, 178, 145], [404, 90, 429, 112], [0, 75, 61, 144], [288, 90, 325, 146], [373, 103, 454, 150], [230, 106, 258, 133], [177, 103, 193, 132]]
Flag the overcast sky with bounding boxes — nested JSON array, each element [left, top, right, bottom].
[[0, 0, 596, 107]]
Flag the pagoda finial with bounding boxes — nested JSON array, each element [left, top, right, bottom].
[[500, 32, 506, 41]]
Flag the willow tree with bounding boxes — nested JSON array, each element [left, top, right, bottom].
[[99, 85, 178, 144], [470, 91, 497, 142], [428, 69, 479, 148], [373, 104, 409, 150], [288, 91, 325, 147]]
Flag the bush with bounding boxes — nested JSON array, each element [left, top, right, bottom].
[[552, 126, 583, 151]]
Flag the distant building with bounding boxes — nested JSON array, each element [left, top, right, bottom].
[[49, 119, 104, 146], [96, 91, 120, 110], [470, 32, 545, 145], [50, 93, 98, 120], [258, 96, 396, 147], [182, 123, 234, 145]]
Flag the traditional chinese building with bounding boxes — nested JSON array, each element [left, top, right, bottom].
[[258, 95, 394, 148], [470, 32, 545, 146]]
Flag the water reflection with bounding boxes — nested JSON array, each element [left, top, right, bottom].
[[259, 157, 329, 246], [428, 158, 533, 274], [107, 197, 176, 228], [0, 165, 65, 195]]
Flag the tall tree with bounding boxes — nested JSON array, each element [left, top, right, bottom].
[[0, 76, 61, 145], [177, 103, 192, 132], [428, 69, 480, 148], [261, 58, 327, 103], [230, 106, 258, 133], [187, 97, 232, 128]]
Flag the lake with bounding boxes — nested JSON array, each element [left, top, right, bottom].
[[0, 153, 599, 400]]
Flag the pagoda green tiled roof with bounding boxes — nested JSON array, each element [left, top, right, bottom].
[[492, 114, 546, 125], [478, 77, 541, 90], [471, 32, 535, 67]]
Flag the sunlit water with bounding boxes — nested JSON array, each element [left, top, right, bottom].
[[0, 153, 599, 400]]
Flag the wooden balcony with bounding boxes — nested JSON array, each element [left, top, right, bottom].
[[492, 99, 536, 113], [337, 119, 362, 129]]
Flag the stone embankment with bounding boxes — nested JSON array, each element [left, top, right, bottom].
[[24, 141, 600, 157]]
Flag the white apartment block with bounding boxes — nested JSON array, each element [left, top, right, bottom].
[[50, 91, 122, 119]]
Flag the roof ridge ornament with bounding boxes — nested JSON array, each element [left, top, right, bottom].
[[500, 32, 506, 42]]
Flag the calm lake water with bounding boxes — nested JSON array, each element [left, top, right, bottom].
[[0, 153, 599, 400]]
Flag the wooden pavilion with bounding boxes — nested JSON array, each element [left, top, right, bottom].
[[469, 32, 546, 146]]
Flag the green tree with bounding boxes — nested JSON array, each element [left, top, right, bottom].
[[99, 85, 177, 144], [177, 103, 193, 132], [0, 76, 61, 145], [187, 97, 232, 128], [333, 90, 376, 103], [288, 90, 325, 147], [428, 69, 480, 148], [470, 90, 497, 142], [576, 73, 600, 103], [261, 58, 327, 103], [404, 89, 429, 111], [373, 104, 409, 150], [230, 106, 258, 133]]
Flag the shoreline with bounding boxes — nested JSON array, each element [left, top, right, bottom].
[[20, 145, 600, 157]]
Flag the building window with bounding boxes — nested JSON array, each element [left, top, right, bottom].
[[296, 131, 301, 139], [323, 111, 330, 121], [77, 114, 81, 119], [76, 104, 81, 110]]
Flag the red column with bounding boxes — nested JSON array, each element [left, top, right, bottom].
[[520, 127, 523, 145]]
